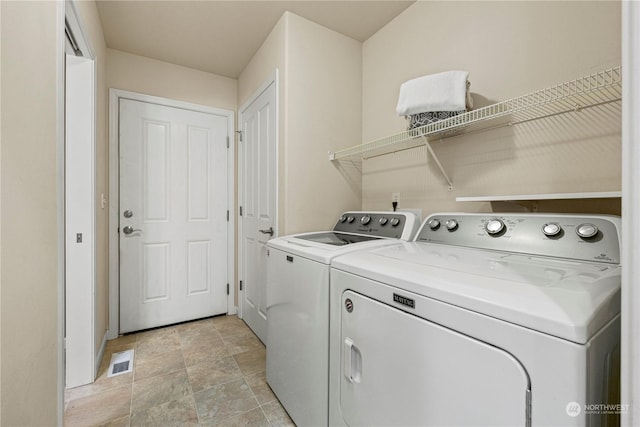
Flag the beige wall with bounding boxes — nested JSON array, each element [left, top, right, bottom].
[[239, 11, 362, 235], [0, 1, 61, 424], [76, 0, 109, 366], [362, 1, 622, 215], [107, 49, 237, 111]]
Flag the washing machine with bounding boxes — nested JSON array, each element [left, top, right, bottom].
[[266, 211, 419, 426], [329, 213, 621, 427]]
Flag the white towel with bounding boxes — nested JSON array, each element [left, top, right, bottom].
[[396, 71, 470, 116]]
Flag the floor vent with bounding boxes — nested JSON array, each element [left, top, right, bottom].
[[107, 349, 134, 378]]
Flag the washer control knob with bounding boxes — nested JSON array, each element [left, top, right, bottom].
[[339, 215, 348, 223], [379, 217, 388, 226], [485, 219, 505, 235], [390, 217, 401, 227], [542, 222, 562, 237], [347, 216, 355, 223], [445, 219, 458, 231], [360, 215, 371, 225], [428, 219, 440, 230], [576, 223, 598, 239]]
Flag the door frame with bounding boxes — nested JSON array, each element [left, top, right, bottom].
[[237, 70, 279, 320], [108, 89, 236, 339], [63, 0, 100, 390]]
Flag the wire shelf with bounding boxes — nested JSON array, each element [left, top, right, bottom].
[[329, 66, 622, 162]]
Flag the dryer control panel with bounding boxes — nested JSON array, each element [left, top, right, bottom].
[[416, 213, 621, 264]]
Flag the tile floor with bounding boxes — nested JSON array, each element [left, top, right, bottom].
[[64, 315, 296, 427]]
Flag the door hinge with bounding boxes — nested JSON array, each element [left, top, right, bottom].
[[226, 283, 230, 295], [227, 210, 229, 222], [239, 206, 243, 217], [226, 136, 230, 148], [236, 130, 243, 142], [239, 280, 243, 291]]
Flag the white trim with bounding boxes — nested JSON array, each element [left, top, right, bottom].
[[56, 2, 66, 424], [622, 1, 640, 423], [95, 331, 107, 378], [64, 0, 95, 59], [237, 69, 279, 320], [456, 191, 622, 203], [108, 89, 236, 337]]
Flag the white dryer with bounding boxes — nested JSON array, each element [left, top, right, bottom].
[[329, 213, 621, 427], [266, 211, 419, 426]]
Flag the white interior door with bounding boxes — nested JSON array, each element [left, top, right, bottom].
[[65, 53, 96, 388], [119, 98, 229, 333], [239, 75, 277, 343]]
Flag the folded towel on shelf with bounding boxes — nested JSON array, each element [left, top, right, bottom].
[[396, 70, 470, 116], [407, 111, 465, 130]]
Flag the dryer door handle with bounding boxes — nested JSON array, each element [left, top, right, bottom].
[[344, 338, 362, 383]]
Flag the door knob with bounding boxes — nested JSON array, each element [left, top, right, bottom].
[[259, 227, 274, 236], [122, 226, 142, 235]]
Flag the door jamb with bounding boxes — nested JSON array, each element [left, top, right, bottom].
[[108, 89, 235, 339]]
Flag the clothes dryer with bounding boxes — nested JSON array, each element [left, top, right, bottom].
[[329, 213, 621, 427], [266, 211, 419, 426]]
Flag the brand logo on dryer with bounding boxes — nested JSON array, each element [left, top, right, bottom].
[[393, 293, 415, 309]]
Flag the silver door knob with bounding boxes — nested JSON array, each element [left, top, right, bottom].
[[259, 227, 274, 236], [122, 226, 142, 235]]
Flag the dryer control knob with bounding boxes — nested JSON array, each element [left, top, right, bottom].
[[485, 219, 505, 235], [445, 219, 458, 231], [339, 215, 348, 223], [428, 219, 440, 230], [360, 215, 371, 225], [379, 217, 388, 226], [542, 222, 562, 237], [576, 223, 598, 239], [347, 216, 355, 223], [390, 217, 401, 227]]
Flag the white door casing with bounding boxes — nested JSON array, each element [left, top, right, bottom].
[[239, 72, 278, 343], [118, 97, 232, 333]]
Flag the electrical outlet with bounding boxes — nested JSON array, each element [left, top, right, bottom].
[[392, 193, 400, 203]]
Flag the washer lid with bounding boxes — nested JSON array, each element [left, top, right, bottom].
[[268, 231, 397, 264], [332, 242, 621, 344]]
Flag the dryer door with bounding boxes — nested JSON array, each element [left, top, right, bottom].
[[340, 290, 531, 426]]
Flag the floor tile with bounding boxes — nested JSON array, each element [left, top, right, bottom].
[[187, 355, 243, 393], [130, 395, 199, 427], [222, 330, 265, 356], [182, 336, 229, 367], [233, 347, 267, 376], [245, 370, 277, 405], [97, 415, 130, 427], [213, 407, 270, 427], [261, 399, 296, 427], [131, 369, 192, 413], [134, 348, 185, 382], [65, 385, 132, 427], [135, 330, 182, 362], [194, 378, 259, 425], [64, 316, 283, 427]]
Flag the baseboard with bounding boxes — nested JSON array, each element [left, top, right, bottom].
[[95, 331, 108, 379]]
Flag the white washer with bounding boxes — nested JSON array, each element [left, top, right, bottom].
[[266, 211, 419, 426], [329, 213, 621, 427]]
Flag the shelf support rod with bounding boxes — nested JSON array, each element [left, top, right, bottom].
[[420, 136, 453, 190]]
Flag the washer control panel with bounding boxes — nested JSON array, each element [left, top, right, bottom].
[[416, 213, 621, 264], [334, 211, 417, 240]]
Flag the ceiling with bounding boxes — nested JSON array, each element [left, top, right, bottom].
[[95, 0, 415, 79]]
